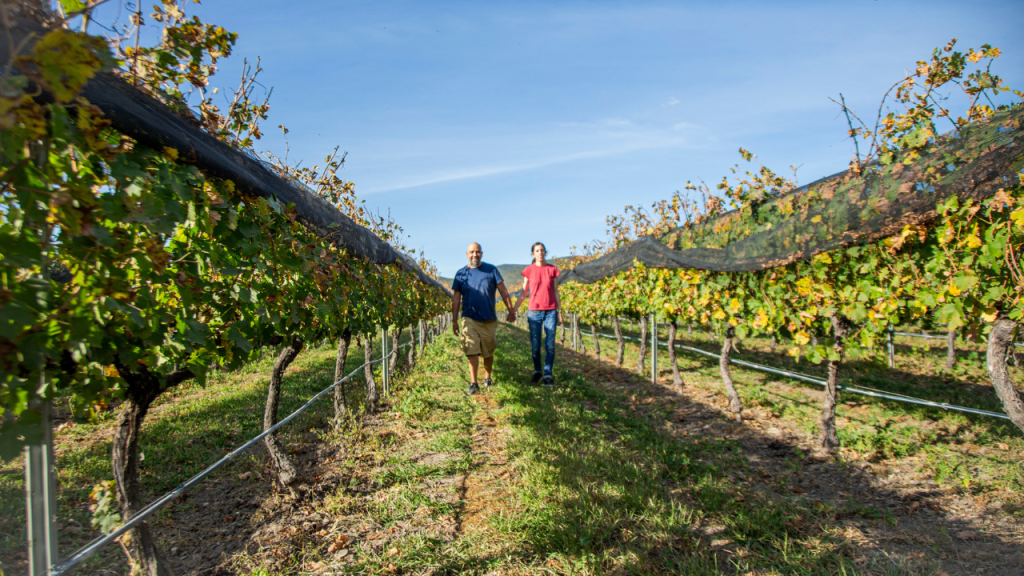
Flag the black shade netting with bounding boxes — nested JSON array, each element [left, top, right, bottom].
[[562, 106, 1024, 284]]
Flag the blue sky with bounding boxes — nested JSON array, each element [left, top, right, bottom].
[[102, 1, 1024, 276]]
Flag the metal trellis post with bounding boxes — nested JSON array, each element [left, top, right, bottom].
[[381, 325, 389, 397], [575, 314, 581, 352], [887, 325, 895, 369], [650, 313, 657, 384], [26, 386, 58, 576]]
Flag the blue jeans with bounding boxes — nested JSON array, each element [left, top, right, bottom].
[[528, 310, 557, 376]]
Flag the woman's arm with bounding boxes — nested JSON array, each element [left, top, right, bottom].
[[511, 276, 529, 313]]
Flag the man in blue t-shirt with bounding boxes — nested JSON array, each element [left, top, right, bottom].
[[452, 242, 516, 395]]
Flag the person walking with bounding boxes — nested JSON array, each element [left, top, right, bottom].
[[511, 242, 562, 386], [451, 242, 516, 395]]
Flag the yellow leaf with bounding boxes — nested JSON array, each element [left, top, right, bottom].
[[948, 284, 961, 296], [794, 331, 810, 346], [753, 310, 769, 329], [810, 215, 822, 223], [27, 29, 109, 103], [729, 298, 741, 313], [1010, 207, 1024, 229], [162, 146, 179, 160], [965, 235, 983, 249], [795, 277, 813, 296]]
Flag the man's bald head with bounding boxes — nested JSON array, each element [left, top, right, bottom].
[[466, 243, 482, 268]]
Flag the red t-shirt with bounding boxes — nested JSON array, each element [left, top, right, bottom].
[[521, 264, 560, 311]]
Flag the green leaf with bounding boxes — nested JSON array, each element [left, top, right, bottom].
[[58, 0, 87, 14]]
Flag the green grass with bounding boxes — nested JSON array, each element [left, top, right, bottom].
[[482, 325, 862, 575], [252, 326, 864, 575], [4, 321, 1020, 575]]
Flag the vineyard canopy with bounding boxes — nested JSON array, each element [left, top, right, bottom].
[[1, 18, 450, 296], [562, 106, 1024, 283]]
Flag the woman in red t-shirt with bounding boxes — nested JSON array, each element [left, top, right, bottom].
[[511, 242, 562, 385]]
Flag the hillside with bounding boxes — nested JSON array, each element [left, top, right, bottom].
[[439, 263, 531, 288]]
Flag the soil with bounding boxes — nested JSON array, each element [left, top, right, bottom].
[[458, 392, 512, 535]]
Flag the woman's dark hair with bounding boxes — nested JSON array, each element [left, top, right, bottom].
[[531, 242, 547, 259]]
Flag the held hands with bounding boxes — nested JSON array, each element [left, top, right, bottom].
[[507, 310, 517, 323]]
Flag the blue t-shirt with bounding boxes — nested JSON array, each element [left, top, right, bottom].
[[452, 263, 503, 322]]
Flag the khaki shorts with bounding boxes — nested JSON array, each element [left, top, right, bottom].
[[460, 317, 497, 358]]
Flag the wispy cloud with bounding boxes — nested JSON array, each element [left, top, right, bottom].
[[361, 138, 681, 194], [357, 114, 710, 195]]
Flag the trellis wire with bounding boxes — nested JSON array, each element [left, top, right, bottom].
[[50, 340, 415, 575], [893, 331, 949, 340], [592, 331, 1012, 422], [612, 319, 1022, 347], [893, 330, 1024, 347]]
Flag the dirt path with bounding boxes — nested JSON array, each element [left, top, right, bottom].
[[459, 392, 511, 536]]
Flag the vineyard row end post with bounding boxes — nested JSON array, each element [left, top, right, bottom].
[[25, 380, 58, 576]]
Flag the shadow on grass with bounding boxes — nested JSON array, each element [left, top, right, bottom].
[[595, 322, 1021, 440], [465, 324, 1020, 576]]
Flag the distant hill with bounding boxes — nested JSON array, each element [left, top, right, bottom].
[[496, 263, 531, 284], [441, 261, 576, 292], [439, 263, 532, 289]]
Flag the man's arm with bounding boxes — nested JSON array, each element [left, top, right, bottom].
[[511, 276, 529, 313], [451, 290, 461, 335], [553, 277, 563, 325], [497, 281, 515, 322]]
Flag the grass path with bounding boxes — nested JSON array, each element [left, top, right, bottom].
[[242, 323, 1022, 575], [2, 323, 1022, 575]]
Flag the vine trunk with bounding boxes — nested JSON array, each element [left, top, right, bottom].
[[986, 315, 1024, 434], [819, 316, 848, 453], [112, 365, 193, 576], [389, 327, 403, 374], [720, 326, 742, 421], [668, 320, 682, 390], [333, 329, 352, 429], [264, 335, 304, 496]]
